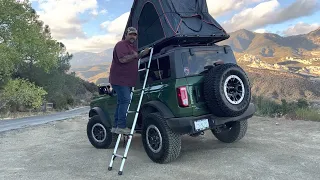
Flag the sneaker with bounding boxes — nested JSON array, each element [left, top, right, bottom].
[[115, 128, 132, 135]]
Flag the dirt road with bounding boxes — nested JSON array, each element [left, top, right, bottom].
[[1, 115, 320, 180]]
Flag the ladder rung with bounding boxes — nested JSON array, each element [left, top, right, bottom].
[[138, 68, 148, 72], [128, 111, 138, 114], [113, 153, 126, 159]]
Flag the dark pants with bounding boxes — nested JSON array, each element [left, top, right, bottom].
[[111, 84, 131, 129]]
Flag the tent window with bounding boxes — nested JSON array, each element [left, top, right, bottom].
[[138, 2, 164, 48]]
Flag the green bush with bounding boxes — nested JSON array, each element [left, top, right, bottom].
[[252, 95, 319, 121], [0, 78, 47, 111], [290, 108, 320, 122], [83, 81, 98, 93], [252, 96, 282, 117]]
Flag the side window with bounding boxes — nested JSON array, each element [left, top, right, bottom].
[[138, 59, 158, 84], [147, 59, 159, 83], [139, 56, 171, 85], [157, 56, 171, 80]]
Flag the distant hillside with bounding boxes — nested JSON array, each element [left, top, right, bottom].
[[219, 28, 320, 60], [70, 63, 111, 84], [70, 48, 113, 68], [242, 66, 320, 103]]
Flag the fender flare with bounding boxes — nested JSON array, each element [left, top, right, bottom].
[[89, 107, 112, 128], [141, 101, 175, 119]]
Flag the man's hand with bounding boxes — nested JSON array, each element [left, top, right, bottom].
[[138, 47, 151, 58]]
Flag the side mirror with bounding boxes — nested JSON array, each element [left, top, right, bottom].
[[105, 85, 116, 97], [98, 86, 109, 95]]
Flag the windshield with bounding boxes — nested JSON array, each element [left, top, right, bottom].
[[181, 50, 235, 77]]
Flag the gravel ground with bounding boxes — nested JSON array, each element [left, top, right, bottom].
[[1, 115, 320, 180]]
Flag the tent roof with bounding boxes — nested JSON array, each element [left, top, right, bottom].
[[122, 0, 229, 51]]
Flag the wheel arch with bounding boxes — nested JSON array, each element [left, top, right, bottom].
[[89, 107, 112, 128], [140, 101, 175, 119]]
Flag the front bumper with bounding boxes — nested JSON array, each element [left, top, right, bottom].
[[166, 103, 255, 134]]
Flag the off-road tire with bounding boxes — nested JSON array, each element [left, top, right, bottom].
[[142, 112, 181, 164], [212, 119, 248, 143], [87, 115, 117, 149], [204, 63, 251, 117]]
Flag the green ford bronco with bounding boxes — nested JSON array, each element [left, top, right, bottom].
[[86, 44, 255, 164]]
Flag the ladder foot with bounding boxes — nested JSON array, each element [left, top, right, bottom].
[[108, 167, 112, 171], [118, 171, 123, 175]]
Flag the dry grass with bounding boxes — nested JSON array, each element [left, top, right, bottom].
[[252, 95, 320, 122], [290, 108, 320, 122]]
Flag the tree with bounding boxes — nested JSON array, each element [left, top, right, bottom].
[[57, 42, 73, 73], [0, 0, 60, 80]]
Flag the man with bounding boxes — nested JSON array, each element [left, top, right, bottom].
[[109, 27, 150, 134]]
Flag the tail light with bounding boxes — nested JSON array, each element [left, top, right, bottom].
[[177, 86, 189, 107]]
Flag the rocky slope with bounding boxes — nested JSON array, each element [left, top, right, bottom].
[[236, 53, 320, 77], [242, 66, 320, 102]]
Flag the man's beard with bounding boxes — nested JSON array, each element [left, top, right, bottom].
[[129, 38, 135, 43]]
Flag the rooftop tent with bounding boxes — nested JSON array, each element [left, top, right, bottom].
[[122, 0, 230, 51]]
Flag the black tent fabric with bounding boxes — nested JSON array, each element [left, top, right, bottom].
[[122, 0, 229, 51]]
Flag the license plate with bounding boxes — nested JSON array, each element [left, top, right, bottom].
[[194, 119, 209, 131]]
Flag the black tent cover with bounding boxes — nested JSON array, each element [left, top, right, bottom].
[[122, 0, 230, 51]]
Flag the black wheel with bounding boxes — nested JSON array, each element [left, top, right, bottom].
[[212, 119, 248, 143], [87, 115, 117, 149], [204, 63, 251, 117], [142, 113, 181, 164]]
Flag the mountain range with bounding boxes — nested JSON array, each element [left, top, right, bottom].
[[218, 28, 320, 61], [70, 27, 320, 65], [69, 28, 320, 102]]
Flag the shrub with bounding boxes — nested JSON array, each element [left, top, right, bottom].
[[0, 78, 47, 111], [290, 108, 320, 122], [252, 95, 282, 117], [252, 95, 319, 121], [83, 81, 98, 93]]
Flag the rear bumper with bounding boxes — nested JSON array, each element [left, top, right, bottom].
[[166, 103, 256, 134]]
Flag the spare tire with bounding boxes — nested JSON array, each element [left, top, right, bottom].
[[203, 63, 251, 117]]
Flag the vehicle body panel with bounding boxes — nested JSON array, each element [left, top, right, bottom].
[[89, 44, 255, 132]]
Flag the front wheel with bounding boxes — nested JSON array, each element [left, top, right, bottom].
[[211, 119, 248, 143], [87, 115, 117, 149], [142, 113, 181, 164]]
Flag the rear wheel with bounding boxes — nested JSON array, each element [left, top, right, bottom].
[[211, 119, 248, 143], [87, 115, 117, 149], [204, 63, 251, 117], [142, 113, 181, 164]]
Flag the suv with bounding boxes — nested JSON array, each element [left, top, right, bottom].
[[86, 44, 255, 164]]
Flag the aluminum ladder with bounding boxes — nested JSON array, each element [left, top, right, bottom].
[[108, 47, 154, 175]]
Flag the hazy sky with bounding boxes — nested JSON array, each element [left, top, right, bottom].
[[29, 0, 320, 53]]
